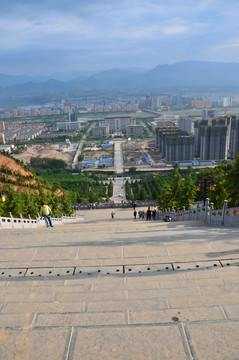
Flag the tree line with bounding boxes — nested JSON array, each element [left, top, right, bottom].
[[125, 154, 239, 210]]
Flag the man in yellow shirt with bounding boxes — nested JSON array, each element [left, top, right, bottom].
[[40, 202, 53, 228]]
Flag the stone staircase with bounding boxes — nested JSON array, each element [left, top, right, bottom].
[[0, 208, 239, 359]]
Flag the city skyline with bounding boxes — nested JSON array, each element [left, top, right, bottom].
[[1, 0, 239, 75]]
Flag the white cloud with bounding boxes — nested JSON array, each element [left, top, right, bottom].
[[215, 41, 239, 49], [162, 25, 189, 35]]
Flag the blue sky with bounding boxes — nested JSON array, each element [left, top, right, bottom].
[[1, 0, 239, 75]]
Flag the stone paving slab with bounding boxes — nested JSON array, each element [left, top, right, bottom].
[[0, 291, 53, 303], [2, 301, 83, 314], [35, 311, 128, 327], [169, 293, 239, 308], [55, 290, 126, 302], [0, 313, 34, 327], [0, 328, 70, 360], [223, 304, 239, 319], [70, 326, 189, 360], [86, 298, 167, 312], [185, 321, 239, 360], [158, 277, 223, 289], [33, 247, 78, 261], [130, 306, 225, 324], [127, 287, 200, 300]]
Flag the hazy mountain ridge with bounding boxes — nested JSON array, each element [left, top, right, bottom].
[[1, 61, 239, 104]]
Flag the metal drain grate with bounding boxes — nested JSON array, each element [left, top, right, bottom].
[[25, 267, 74, 277], [172, 261, 221, 270], [75, 266, 123, 275], [0, 268, 27, 278], [220, 259, 239, 267], [124, 264, 173, 274]]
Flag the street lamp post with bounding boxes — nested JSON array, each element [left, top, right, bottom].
[[195, 180, 216, 205]]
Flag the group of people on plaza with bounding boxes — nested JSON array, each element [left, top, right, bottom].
[[135, 207, 157, 221], [110, 201, 168, 222]]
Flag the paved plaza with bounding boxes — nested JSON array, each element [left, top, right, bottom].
[[0, 208, 239, 359]]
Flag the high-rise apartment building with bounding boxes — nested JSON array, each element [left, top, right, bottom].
[[163, 134, 195, 162], [200, 126, 230, 161], [68, 112, 77, 122], [194, 120, 209, 157], [151, 96, 161, 110], [177, 117, 192, 134], [229, 117, 239, 159]]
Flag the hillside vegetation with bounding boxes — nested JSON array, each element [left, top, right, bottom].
[[0, 152, 72, 218]]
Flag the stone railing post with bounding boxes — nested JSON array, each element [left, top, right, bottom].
[[28, 214, 32, 228], [171, 207, 175, 221], [204, 198, 210, 222], [19, 213, 24, 228], [9, 212, 14, 228], [222, 200, 228, 225], [37, 212, 41, 227], [196, 203, 200, 220], [209, 203, 214, 225]]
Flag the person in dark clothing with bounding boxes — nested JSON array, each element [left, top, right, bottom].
[[146, 208, 151, 221], [134, 210, 137, 219], [152, 209, 156, 220]]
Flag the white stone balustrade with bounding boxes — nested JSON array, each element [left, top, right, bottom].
[[0, 213, 84, 229], [158, 199, 239, 226]]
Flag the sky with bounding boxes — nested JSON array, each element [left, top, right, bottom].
[[1, 0, 239, 75]]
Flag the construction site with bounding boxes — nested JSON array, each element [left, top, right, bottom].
[[122, 139, 163, 168], [13, 142, 77, 167]]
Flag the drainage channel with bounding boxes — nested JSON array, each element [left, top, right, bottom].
[[0, 259, 238, 279]]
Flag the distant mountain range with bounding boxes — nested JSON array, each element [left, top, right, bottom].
[[1, 61, 239, 104]]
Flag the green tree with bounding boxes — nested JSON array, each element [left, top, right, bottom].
[[172, 169, 182, 208], [61, 194, 73, 215], [22, 192, 39, 217], [138, 187, 146, 200], [180, 174, 196, 209], [226, 154, 239, 207], [160, 183, 172, 210], [3, 186, 24, 217], [210, 168, 228, 209]]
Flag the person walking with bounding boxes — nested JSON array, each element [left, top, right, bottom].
[[40, 202, 53, 228], [146, 207, 151, 221], [152, 209, 156, 220], [111, 211, 115, 219], [134, 210, 137, 219]]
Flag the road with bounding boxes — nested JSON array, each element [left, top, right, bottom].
[[72, 123, 95, 169], [113, 140, 125, 174], [110, 140, 126, 202]]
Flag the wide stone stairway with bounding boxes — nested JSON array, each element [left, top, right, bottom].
[[0, 208, 239, 359]]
